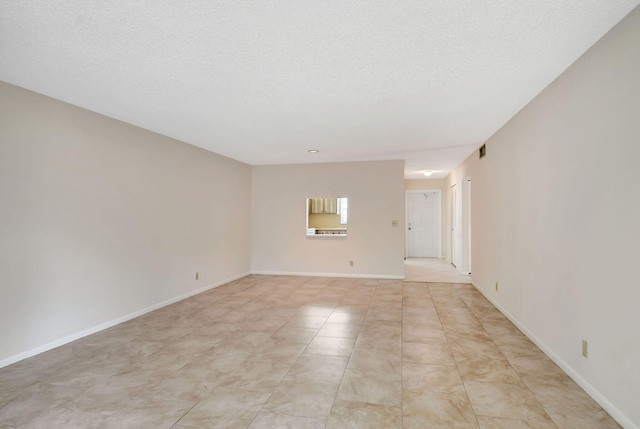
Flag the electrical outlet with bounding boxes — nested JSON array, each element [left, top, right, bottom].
[[195, 272, 199, 280], [349, 260, 354, 267], [495, 282, 499, 292], [582, 340, 588, 358]]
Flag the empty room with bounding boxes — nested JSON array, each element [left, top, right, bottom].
[[1, 2, 639, 428]]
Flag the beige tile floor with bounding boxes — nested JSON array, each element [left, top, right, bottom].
[[404, 258, 472, 284], [0, 275, 620, 428]]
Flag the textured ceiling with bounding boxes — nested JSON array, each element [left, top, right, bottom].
[[1, 1, 638, 179]]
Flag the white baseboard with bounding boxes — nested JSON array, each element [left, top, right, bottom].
[[470, 281, 637, 429], [0, 272, 250, 369], [251, 270, 404, 280]]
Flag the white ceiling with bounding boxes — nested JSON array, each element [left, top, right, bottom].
[[1, 1, 637, 179]]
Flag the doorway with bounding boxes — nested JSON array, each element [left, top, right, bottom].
[[405, 190, 441, 258], [451, 184, 462, 269]]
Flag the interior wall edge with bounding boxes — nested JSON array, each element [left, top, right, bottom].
[[0, 272, 251, 370], [471, 281, 638, 429]]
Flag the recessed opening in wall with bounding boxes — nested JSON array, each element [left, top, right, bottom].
[[306, 197, 348, 237]]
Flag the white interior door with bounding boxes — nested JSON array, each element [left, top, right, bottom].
[[406, 191, 441, 258], [451, 184, 462, 269]]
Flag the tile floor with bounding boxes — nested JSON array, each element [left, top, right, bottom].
[[0, 275, 620, 428], [404, 258, 471, 284]]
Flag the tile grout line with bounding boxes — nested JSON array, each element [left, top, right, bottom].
[[243, 279, 354, 429], [463, 283, 560, 428], [244, 280, 327, 429], [323, 285, 372, 429], [429, 283, 482, 429]]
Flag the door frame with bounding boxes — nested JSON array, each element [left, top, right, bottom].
[[464, 177, 472, 275], [450, 184, 460, 269], [405, 190, 442, 258]]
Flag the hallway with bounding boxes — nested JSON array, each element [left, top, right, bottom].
[[404, 258, 471, 284]]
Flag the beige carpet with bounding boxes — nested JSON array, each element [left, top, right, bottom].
[[404, 257, 471, 283]]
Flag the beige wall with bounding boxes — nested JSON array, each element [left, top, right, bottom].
[[0, 82, 252, 365], [404, 179, 447, 258], [445, 7, 640, 427], [404, 178, 446, 191], [252, 161, 405, 278]]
